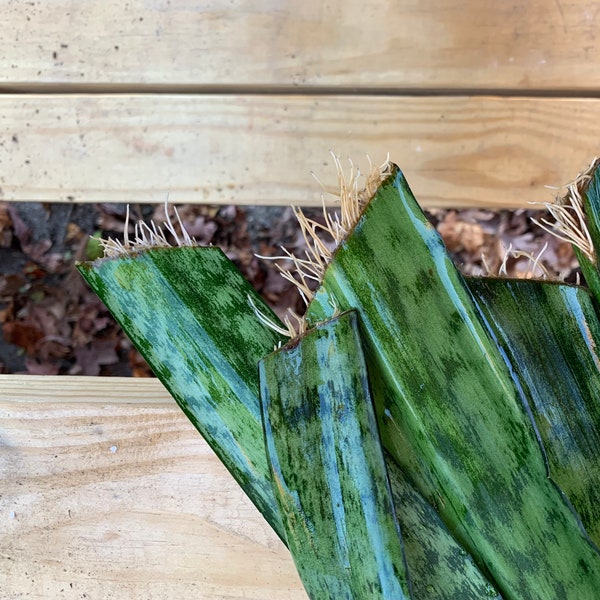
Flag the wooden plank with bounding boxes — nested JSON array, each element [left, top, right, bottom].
[[0, 94, 597, 208], [1, 1, 600, 91], [0, 375, 307, 600]]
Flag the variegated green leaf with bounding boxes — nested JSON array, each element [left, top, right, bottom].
[[79, 247, 287, 538], [80, 245, 501, 598], [260, 310, 411, 599], [469, 277, 600, 547]]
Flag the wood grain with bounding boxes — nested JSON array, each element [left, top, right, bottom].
[[0, 94, 597, 208], [1, 1, 600, 91], [0, 375, 307, 600]]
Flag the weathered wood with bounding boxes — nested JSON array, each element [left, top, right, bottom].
[[0, 94, 596, 208], [0, 375, 307, 599], [1, 1, 599, 91]]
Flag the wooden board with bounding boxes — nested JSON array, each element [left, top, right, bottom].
[[0, 375, 307, 600], [1, 1, 600, 91], [1, 94, 598, 208]]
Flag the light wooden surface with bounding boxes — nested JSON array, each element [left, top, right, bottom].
[[0, 2, 599, 207], [1, 0, 600, 91], [0, 375, 307, 599], [1, 94, 597, 208]]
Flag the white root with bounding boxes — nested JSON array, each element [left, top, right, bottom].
[[495, 242, 551, 280], [247, 294, 305, 341], [260, 153, 392, 305], [531, 157, 600, 265], [480, 157, 600, 281], [99, 200, 197, 258], [256, 153, 392, 338]]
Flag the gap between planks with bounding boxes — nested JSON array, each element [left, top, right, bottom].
[[3, 83, 600, 98]]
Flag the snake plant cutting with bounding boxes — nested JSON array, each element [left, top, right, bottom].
[[79, 158, 600, 599]]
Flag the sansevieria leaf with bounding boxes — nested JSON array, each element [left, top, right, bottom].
[[469, 277, 600, 547], [78, 160, 600, 599], [260, 310, 411, 599], [78, 247, 288, 538], [306, 166, 600, 598]]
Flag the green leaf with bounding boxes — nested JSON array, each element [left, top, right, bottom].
[[260, 310, 411, 599], [306, 167, 600, 598], [78, 247, 287, 539], [469, 277, 600, 547], [85, 231, 105, 261]]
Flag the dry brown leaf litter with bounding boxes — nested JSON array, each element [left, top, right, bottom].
[[0, 201, 578, 376]]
